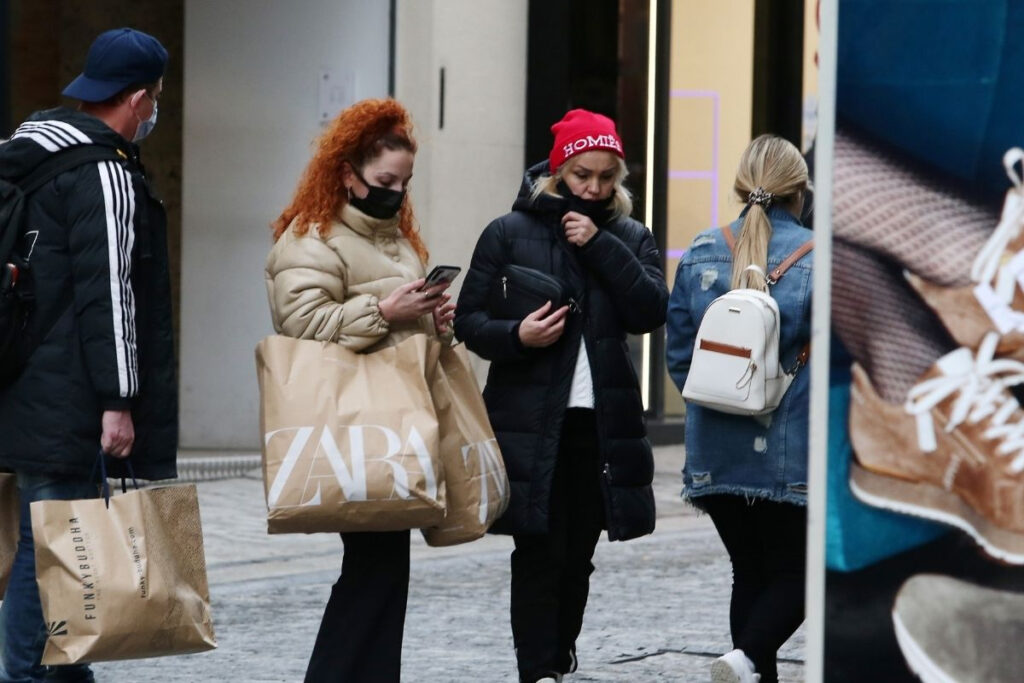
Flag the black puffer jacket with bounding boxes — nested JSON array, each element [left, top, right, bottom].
[[455, 163, 668, 541], [0, 107, 177, 480]]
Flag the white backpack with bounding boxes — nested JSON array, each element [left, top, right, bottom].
[[681, 226, 812, 416]]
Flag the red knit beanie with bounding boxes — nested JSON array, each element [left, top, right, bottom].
[[548, 109, 625, 173]]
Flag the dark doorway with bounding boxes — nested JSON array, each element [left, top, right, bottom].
[[0, 0, 9, 137], [4, 0, 184, 354], [525, 0, 673, 422], [752, 0, 806, 146]]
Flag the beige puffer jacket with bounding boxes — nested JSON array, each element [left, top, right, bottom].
[[265, 203, 439, 353]]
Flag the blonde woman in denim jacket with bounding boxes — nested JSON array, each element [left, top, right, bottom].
[[666, 135, 812, 683]]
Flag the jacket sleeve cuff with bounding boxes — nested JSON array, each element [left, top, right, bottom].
[[333, 293, 390, 342], [99, 397, 133, 412], [511, 321, 526, 353], [578, 230, 622, 266], [367, 295, 391, 333]]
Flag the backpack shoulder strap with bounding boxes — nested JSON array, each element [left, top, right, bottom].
[[1, 144, 127, 273], [767, 240, 813, 285], [17, 145, 128, 195], [719, 227, 812, 285], [719, 225, 736, 253]]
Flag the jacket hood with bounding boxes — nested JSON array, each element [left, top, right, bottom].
[[1, 107, 134, 180], [511, 160, 569, 215]]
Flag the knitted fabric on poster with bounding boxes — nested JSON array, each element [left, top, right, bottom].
[[832, 238, 956, 403], [830, 128, 996, 402], [833, 128, 997, 286]]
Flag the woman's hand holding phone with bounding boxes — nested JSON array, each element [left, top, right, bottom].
[[433, 295, 456, 335], [378, 279, 451, 323]]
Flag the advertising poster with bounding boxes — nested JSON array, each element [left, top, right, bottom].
[[822, 1, 1024, 680]]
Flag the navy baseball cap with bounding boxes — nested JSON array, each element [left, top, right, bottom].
[[62, 28, 168, 102]]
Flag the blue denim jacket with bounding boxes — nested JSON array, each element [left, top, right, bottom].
[[666, 207, 812, 506]]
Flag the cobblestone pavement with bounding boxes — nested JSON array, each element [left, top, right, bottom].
[[98, 446, 804, 682]]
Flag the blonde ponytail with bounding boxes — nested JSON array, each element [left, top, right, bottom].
[[730, 135, 808, 291], [731, 205, 773, 291]]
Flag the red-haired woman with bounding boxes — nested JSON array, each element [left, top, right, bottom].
[[265, 98, 454, 683]]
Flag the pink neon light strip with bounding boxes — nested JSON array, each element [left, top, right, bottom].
[[669, 170, 715, 179], [668, 89, 720, 228]]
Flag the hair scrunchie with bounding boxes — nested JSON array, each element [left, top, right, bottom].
[[747, 186, 774, 209]]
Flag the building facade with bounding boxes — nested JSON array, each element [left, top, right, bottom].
[[2, 0, 813, 451]]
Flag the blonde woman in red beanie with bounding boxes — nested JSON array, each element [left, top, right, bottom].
[[454, 109, 668, 683]]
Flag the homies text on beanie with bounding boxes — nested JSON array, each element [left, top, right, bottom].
[[548, 109, 624, 172]]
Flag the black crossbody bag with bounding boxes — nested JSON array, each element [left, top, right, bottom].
[[487, 265, 581, 320]]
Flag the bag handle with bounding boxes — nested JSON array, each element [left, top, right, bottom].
[[91, 449, 112, 508], [788, 342, 811, 375], [767, 241, 814, 285], [719, 224, 737, 252], [91, 449, 139, 508]]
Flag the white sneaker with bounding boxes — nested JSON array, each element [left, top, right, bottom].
[[536, 677, 562, 683], [710, 649, 760, 683]]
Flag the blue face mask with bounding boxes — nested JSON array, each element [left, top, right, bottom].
[[133, 99, 158, 142]]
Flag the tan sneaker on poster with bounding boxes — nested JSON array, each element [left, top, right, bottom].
[[907, 148, 1024, 359], [849, 333, 1024, 563], [893, 574, 1024, 683], [906, 273, 1024, 359]]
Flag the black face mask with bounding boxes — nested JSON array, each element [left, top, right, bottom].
[[349, 170, 405, 220], [556, 180, 614, 226]]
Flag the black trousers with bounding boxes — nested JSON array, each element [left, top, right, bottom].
[[511, 409, 605, 683], [305, 529, 411, 683], [702, 495, 807, 683]]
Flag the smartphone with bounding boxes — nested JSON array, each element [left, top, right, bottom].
[[422, 265, 462, 288]]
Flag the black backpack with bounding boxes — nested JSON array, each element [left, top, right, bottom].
[[0, 144, 126, 385]]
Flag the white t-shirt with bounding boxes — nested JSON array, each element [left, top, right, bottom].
[[567, 337, 595, 409]]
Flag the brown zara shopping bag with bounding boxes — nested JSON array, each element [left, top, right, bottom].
[[31, 484, 217, 664], [0, 473, 17, 597], [422, 344, 510, 547], [256, 333, 446, 534]]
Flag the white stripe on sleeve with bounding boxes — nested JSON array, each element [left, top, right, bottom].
[[38, 120, 92, 144], [12, 120, 92, 150], [11, 130, 62, 152], [20, 122, 77, 146], [96, 160, 138, 398]]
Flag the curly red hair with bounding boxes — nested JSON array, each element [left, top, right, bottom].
[[272, 98, 428, 263]]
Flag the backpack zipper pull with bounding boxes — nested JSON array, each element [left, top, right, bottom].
[[502, 276, 508, 299]]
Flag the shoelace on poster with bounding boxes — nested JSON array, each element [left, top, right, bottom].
[[905, 332, 1024, 473], [970, 148, 1024, 332]]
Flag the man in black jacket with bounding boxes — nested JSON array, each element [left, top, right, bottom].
[[0, 28, 176, 682]]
